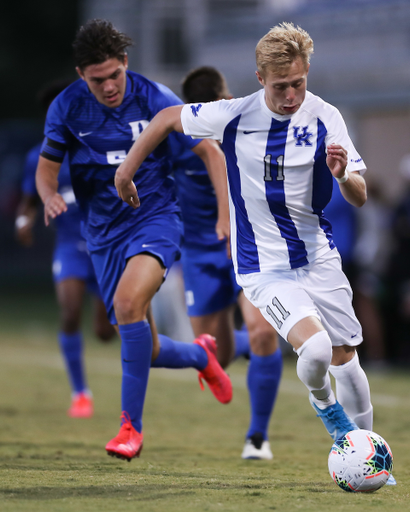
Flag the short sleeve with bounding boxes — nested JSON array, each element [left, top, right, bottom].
[[325, 108, 366, 175], [44, 96, 71, 147], [181, 100, 232, 142]]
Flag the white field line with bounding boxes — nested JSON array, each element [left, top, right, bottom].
[[0, 349, 401, 408]]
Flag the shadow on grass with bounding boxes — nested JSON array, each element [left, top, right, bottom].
[[0, 479, 336, 501], [0, 485, 196, 501]]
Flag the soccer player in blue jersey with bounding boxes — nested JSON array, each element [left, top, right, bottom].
[[16, 81, 115, 419], [172, 66, 282, 459], [35, 19, 232, 461], [115, 22, 396, 483]]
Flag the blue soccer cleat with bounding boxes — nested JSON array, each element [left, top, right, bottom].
[[386, 474, 397, 486], [309, 393, 358, 441]]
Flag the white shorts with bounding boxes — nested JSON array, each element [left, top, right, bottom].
[[236, 250, 362, 347]]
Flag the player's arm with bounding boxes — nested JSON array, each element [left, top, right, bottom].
[[36, 156, 67, 226], [15, 194, 40, 246], [115, 105, 184, 208], [326, 144, 367, 207], [191, 140, 230, 252]]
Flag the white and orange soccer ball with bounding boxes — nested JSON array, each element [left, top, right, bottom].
[[328, 429, 393, 492]]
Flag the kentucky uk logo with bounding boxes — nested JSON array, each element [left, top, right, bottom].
[[191, 104, 202, 117], [293, 126, 313, 146]]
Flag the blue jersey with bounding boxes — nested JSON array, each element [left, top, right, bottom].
[[41, 71, 199, 251], [22, 142, 84, 245], [324, 178, 356, 265], [172, 144, 221, 247]]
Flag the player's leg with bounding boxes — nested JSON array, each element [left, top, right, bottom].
[[329, 346, 373, 430], [304, 251, 373, 431], [189, 306, 236, 369], [148, 303, 207, 373], [105, 253, 163, 460], [238, 293, 282, 460], [181, 243, 249, 368], [92, 296, 117, 342], [150, 304, 232, 404], [55, 277, 93, 418], [237, 269, 357, 441]]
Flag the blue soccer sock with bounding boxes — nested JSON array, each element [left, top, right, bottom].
[[151, 334, 208, 371], [58, 331, 87, 394], [234, 328, 250, 359], [246, 349, 283, 440], [119, 321, 153, 433]]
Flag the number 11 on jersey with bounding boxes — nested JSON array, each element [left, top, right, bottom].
[[264, 154, 284, 182]]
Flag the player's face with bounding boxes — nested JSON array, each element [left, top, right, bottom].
[[256, 57, 309, 116], [76, 56, 128, 108]]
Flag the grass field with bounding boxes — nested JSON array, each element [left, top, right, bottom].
[[1, 291, 409, 511]]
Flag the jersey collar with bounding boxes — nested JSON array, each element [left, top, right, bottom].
[[259, 89, 307, 122]]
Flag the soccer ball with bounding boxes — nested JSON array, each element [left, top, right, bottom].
[[328, 429, 393, 492]]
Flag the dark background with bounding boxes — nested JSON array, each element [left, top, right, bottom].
[[0, 1, 79, 290]]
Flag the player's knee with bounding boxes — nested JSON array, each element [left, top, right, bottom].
[[296, 331, 332, 373], [248, 321, 278, 355], [113, 293, 146, 323], [60, 308, 81, 333], [331, 345, 356, 366]]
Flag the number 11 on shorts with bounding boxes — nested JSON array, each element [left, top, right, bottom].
[[266, 297, 290, 329]]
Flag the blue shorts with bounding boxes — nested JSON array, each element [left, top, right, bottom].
[[90, 212, 183, 324], [181, 242, 242, 316], [52, 239, 100, 296]]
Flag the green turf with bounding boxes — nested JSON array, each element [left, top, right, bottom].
[[0, 292, 409, 511]]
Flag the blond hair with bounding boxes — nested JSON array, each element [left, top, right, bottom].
[[256, 22, 314, 76]]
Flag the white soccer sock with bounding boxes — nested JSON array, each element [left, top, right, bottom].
[[329, 351, 373, 430], [296, 331, 333, 402]]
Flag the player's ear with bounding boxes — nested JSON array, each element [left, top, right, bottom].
[[256, 71, 265, 86], [123, 54, 128, 69], [76, 67, 85, 80]]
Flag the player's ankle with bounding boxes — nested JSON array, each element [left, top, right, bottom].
[[311, 390, 336, 410]]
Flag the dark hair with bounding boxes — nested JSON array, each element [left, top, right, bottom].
[[182, 66, 228, 103], [73, 19, 133, 70], [37, 79, 73, 111]]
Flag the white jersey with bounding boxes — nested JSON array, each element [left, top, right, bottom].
[[181, 90, 366, 275]]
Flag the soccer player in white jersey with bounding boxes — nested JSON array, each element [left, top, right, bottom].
[[115, 22, 395, 484]]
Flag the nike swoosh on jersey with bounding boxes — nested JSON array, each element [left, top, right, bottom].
[[79, 131, 93, 137], [142, 244, 153, 248], [243, 130, 258, 134]]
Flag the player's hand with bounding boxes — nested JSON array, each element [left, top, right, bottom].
[[44, 193, 67, 226], [326, 144, 348, 180], [216, 215, 231, 259], [114, 171, 140, 209]]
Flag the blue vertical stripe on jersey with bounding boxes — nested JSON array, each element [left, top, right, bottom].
[[265, 118, 308, 269], [312, 118, 335, 250], [222, 115, 260, 273]]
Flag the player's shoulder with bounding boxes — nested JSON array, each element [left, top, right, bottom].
[[128, 71, 182, 105], [216, 90, 261, 114], [301, 91, 343, 123], [49, 79, 89, 117], [189, 91, 260, 124]]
